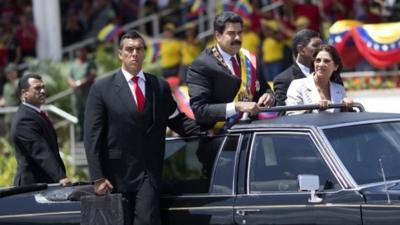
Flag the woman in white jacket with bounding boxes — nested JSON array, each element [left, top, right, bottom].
[[286, 44, 352, 115]]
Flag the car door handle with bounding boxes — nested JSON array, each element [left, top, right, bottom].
[[236, 209, 260, 216]]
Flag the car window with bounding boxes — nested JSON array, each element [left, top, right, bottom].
[[249, 133, 339, 193], [161, 136, 225, 195], [211, 135, 239, 195], [324, 122, 400, 185]]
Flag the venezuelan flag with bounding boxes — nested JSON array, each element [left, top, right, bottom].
[[187, 0, 206, 19], [329, 20, 400, 69], [97, 24, 124, 42], [234, 0, 253, 21]]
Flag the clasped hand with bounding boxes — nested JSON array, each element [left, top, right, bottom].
[[235, 93, 275, 115]]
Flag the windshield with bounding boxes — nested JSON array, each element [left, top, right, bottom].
[[324, 122, 400, 185]]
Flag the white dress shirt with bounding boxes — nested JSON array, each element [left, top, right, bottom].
[[121, 68, 179, 118], [23, 102, 41, 113], [216, 44, 240, 118], [296, 60, 311, 77]]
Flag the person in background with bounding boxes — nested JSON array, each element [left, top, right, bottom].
[[15, 14, 37, 58], [68, 47, 96, 141], [274, 29, 343, 107], [241, 19, 260, 55], [180, 22, 201, 84], [11, 74, 70, 186], [286, 44, 352, 115], [160, 23, 182, 79], [84, 30, 200, 225], [187, 11, 275, 131], [261, 19, 285, 82], [2, 63, 20, 131]]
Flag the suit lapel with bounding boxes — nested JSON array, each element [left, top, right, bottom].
[[21, 105, 58, 148], [144, 74, 156, 135], [113, 70, 139, 117], [305, 76, 320, 103], [293, 64, 306, 79], [208, 48, 241, 82]]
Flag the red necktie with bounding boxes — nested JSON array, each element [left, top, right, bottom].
[[40, 111, 52, 124], [132, 76, 145, 112], [230, 56, 241, 78]]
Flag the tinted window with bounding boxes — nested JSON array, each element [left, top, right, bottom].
[[249, 133, 339, 193], [211, 135, 239, 194], [162, 136, 224, 195], [324, 122, 400, 185]]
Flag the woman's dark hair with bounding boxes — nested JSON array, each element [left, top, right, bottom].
[[213, 11, 243, 34], [310, 44, 343, 82]]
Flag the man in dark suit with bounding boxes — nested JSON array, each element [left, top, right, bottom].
[[11, 74, 70, 186], [84, 30, 200, 225], [273, 29, 343, 106], [187, 11, 275, 130]]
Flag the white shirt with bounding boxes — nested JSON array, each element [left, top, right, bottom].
[[23, 102, 41, 113], [296, 60, 311, 77], [121, 68, 179, 118], [216, 44, 239, 118], [121, 68, 146, 104]]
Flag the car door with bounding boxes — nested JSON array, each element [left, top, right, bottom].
[[161, 135, 241, 225], [234, 131, 364, 225]]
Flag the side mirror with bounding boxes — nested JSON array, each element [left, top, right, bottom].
[[298, 174, 322, 203]]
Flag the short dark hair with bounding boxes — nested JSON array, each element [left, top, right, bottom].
[[310, 44, 343, 82], [292, 29, 320, 57], [119, 30, 146, 50], [213, 11, 243, 34], [18, 74, 42, 97]]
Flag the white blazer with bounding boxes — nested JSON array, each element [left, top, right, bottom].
[[285, 75, 347, 115]]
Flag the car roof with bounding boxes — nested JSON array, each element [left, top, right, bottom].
[[231, 112, 400, 131]]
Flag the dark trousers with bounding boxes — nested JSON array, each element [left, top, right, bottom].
[[123, 175, 161, 225]]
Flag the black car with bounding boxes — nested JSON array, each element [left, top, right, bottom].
[[2, 104, 400, 225]]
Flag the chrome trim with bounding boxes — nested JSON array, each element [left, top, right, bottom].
[[162, 203, 373, 212], [161, 194, 234, 198], [34, 194, 72, 204], [162, 202, 400, 212], [209, 136, 229, 194], [162, 206, 234, 211], [232, 134, 243, 195], [320, 118, 400, 130], [314, 127, 356, 188], [0, 211, 80, 219], [357, 179, 400, 190]]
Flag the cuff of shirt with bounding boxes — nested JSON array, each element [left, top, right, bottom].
[[226, 102, 237, 118], [168, 108, 180, 119]]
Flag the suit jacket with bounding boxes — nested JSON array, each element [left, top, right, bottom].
[[11, 104, 66, 186], [187, 48, 273, 129], [273, 63, 343, 106], [84, 70, 199, 192], [285, 76, 347, 115]]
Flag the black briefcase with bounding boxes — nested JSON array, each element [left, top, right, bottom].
[[80, 193, 131, 225]]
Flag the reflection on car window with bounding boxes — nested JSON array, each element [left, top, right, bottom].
[[250, 133, 339, 193], [162, 136, 225, 195], [324, 122, 400, 185], [211, 135, 239, 194]]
